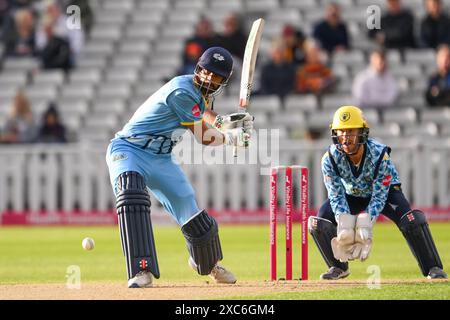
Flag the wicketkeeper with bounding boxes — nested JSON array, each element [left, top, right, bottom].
[[308, 105, 447, 280], [106, 47, 254, 287]]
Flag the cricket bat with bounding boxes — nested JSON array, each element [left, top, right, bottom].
[[233, 18, 265, 157]]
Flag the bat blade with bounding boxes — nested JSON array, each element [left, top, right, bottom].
[[233, 18, 264, 157], [239, 18, 265, 111]]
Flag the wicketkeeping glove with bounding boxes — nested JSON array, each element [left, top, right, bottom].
[[331, 214, 357, 262], [351, 213, 376, 261]]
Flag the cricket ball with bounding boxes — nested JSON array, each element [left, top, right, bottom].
[[82, 237, 95, 251]]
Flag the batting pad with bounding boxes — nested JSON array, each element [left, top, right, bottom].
[[182, 210, 223, 275], [116, 171, 160, 279]]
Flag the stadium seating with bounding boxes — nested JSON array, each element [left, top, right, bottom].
[[284, 94, 318, 113], [421, 108, 450, 125], [369, 123, 401, 139], [0, 0, 449, 216], [0, 0, 448, 145], [383, 108, 418, 126]]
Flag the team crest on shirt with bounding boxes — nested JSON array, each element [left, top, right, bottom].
[[351, 187, 364, 196], [340, 112, 351, 122], [191, 104, 201, 117]]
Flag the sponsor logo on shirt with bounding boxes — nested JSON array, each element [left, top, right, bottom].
[[192, 104, 201, 117], [112, 153, 128, 162], [382, 175, 392, 186]]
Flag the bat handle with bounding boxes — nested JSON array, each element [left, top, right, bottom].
[[233, 107, 248, 157]]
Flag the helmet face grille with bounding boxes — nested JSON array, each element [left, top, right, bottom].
[[331, 128, 370, 152], [193, 65, 230, 97]]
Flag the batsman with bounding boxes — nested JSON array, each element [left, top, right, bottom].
[[106, 47, 254, 288], [308, 106, 447, 280]]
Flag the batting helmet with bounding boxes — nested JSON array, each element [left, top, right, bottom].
[[193, 47, 233, 97], [197, 47, 233, 79]]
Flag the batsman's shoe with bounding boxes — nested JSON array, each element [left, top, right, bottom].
[[128, 271, 153, 288], [209, 264, 237, 284], [320, 267, 350, 280], [427, 267, 448, 279], [188, 257, 237, 284]]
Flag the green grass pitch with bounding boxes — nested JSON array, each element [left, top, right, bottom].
[[0, 222, 449, 299]]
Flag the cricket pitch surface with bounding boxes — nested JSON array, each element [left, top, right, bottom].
[[1, 279, 446, 300]]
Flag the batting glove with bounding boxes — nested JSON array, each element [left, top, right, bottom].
[[224, 127, 251, 148], [213, 112, 254, 133]]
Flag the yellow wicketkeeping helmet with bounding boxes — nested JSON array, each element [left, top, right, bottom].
[[330, 106, 370, 147], [330, 105, 369, 130]]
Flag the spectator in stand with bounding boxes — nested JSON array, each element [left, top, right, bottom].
[[420, 0, 450, 49], [4, 8, 36, 57], [352, 49, 399, 109], [282, 25, 306, 67], [178, 41, 203, 75], [425, 44, 450, 106], [217, 13, 247, 60], [312, 2, 349, 55], [35, 103, 67, 143], [10, 0, 34, 8], [184, 16, 219, 56], [35, 0, 84, 63], [0, 90, 37, 143], [368, 0, 415, 50], [258, 39, 296, 99], [295, 40, 336, 95], [39, 16, 72, 71], [0, 0, 11, 40]]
